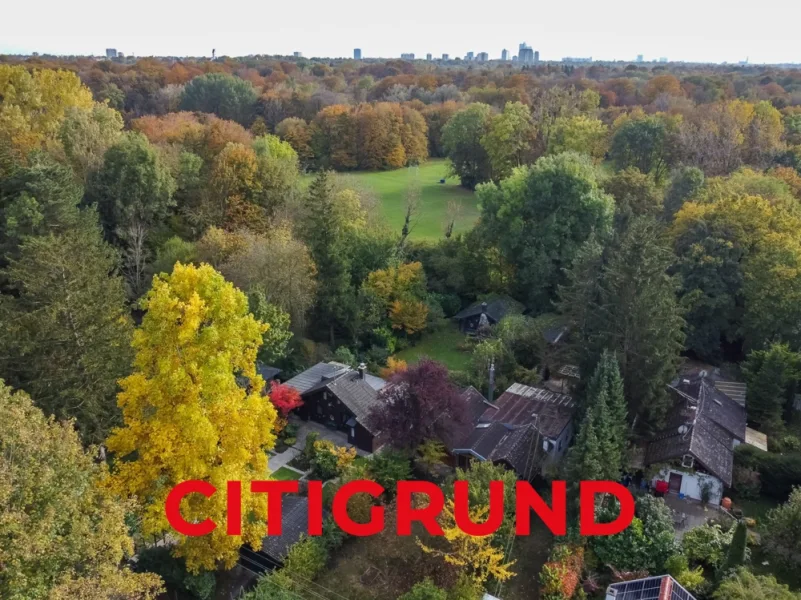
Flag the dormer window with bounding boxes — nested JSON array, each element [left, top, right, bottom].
[[681, 454, 695, 469]]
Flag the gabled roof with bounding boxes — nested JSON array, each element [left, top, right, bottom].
[[450, 383, 576, 479], [607, 575, 696, 600], [284, 362, 386, 433], [438, 386, 493, 450], [453, 297, 523, 323], [260, 495, 310, 562], [645, 375, 747, 487], [257, 363, 282, 381], [480, 383, 576, 439]]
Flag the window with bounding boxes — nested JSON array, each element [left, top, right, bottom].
[[350, 427, 356, 439], [681, 454, 695, 469], [316, 403, 322, 415]]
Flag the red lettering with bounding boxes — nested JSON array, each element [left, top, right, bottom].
[[226, 480, 242, 535], [515, 480, 567, 535], [579, 480, 635, 536], [165, 480, 217, 536], [251, 480, 300, 535], [307, 480, 323, 536], [396, 481, 444, 536], [332, 480, 385, 535], [453, 480, 503, 536]]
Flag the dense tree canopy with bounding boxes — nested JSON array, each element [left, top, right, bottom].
[[478, 151, 614, 311], [106, 263, 277, 572], [0, 380, 163, 600], [179, 72, 258, 125]]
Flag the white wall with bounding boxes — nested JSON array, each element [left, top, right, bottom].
[[653, 469, 724, 505]]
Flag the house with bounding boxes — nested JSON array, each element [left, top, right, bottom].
[[256, 363, 282, 382], [453, 298, 522, 334], [645, 373, 747, 505], [285, 362, 386, 453], [449, 383, 577, 479], [605, 574, 696, 600], [238, 495, 313, 574]]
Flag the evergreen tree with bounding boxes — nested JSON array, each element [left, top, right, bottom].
[[0, 214, 133, 444], [568, 386, 621, 486], [0, 153, 83, 260], [589, 217, 685, 432], [302, 171, 356, 346], [585, 349, 629, 460], [742, 342, 800, 433]]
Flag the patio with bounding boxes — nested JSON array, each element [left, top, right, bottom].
[[267, 417, 369, 474], [659, 492, 734, 540]]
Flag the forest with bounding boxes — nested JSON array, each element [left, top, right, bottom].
[[3, 52, 801, 600]]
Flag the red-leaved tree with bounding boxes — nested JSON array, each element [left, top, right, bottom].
[[269, 382, 303, 417], [369, 359, 466, 449]]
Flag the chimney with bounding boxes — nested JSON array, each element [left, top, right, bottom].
[[481, 301, 488, 314], [487, 359, 496, 403], [357, 363, 366, 379]]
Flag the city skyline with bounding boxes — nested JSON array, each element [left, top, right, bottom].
[[1, 0, 800, 64]]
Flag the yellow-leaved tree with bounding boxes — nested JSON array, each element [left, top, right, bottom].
[[417, 499, 516, 588], [364, 261, 429, 334], [106, 262, 278, 572]]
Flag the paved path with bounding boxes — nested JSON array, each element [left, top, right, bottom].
[[267, 417, 369, 473]]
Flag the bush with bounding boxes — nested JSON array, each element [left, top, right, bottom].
[[682, 524, 732, 569], [732, 465, 761, 499], [283, 437, 296, 446], [398, 578, 448, 600], [368, 450, 412, 498], [735, 444, 801, 499], [135, 546, 215, 599]]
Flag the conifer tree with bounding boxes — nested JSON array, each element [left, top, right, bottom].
[[588, 217, 685, 432], [0, 214, 133, 444], [585, 349, 629, 459], [302, 171, 356, 345]]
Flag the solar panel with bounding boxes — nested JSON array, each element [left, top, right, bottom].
[[606, 575, 696, 600]]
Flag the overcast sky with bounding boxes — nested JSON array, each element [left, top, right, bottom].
[[2, 0, 799, 64]]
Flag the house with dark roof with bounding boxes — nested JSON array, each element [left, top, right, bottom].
[[238, 495, 314, 574], [645, 373, 747, 505], [605, 575, 696, 600], [448, 383, 577, 479], [285, 362, 386, 453], [453, 298, 523, 334]]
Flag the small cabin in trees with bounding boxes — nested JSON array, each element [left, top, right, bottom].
[[453, 297, 523, 335], [285, 362, 386, 453]]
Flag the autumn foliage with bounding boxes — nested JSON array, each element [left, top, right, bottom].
[[269, 381, 303, 417]]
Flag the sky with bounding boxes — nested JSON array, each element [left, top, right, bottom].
[[2, 0, 800, 65]]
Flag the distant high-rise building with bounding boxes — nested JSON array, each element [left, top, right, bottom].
[[293, 51, 302, 58], [636, 54, 644, 62], [354, 48, 361, 60], [401, 53, 415, 60], [518, 43, 534, 64], [105, 48, 117, 59], [501, 49, 509, 61], [465, 51, 474, 61], [117, 52, 125, 58], [426, 53, 432, 61], [659, 56, 668, 63], [512, 55, 519, 62], [476, 52, 488, 62], [534, 50, 540, 63], [442, 53, 449, 60]]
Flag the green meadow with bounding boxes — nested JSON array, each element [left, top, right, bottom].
[[334, 159, 479, 242]]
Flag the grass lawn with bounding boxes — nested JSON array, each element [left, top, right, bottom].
[[395, 322, 471, 372], [271, 466, 302, 481], [337, 159, 478, 242]]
